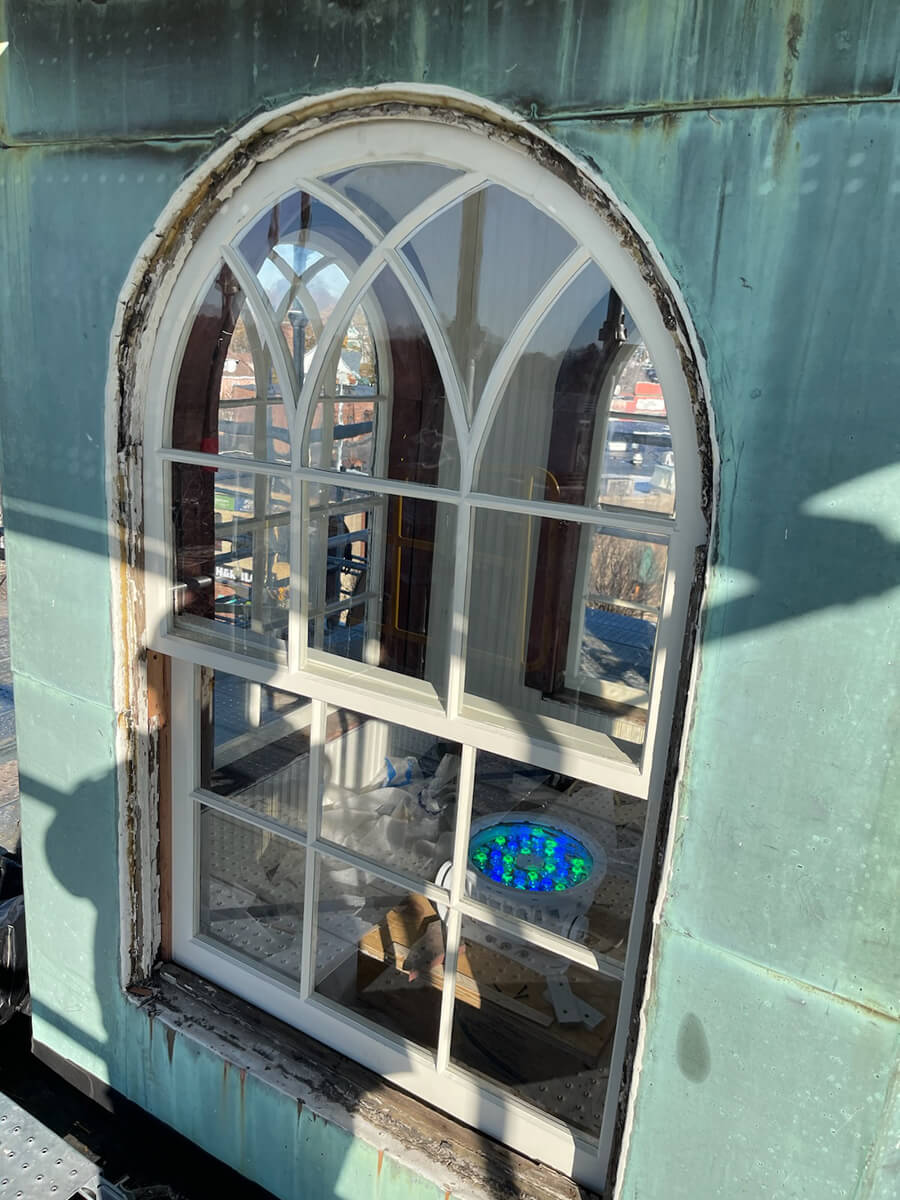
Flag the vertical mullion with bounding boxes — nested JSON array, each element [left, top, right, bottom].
[[636, 541, 677, 773], [435, 909, 462, 1074], [445, 500, 473, 718], [190, 667, 203, 943], [364, 499, 386, 667], [171, 658, 199, 956], [321, 389, 335, 464], [250, 473, 269, 635], [595, 770, 664, 1175], [596, 539, 691, 1166], [289, 480, 305, 672], [299, 698, 327, 999], [250, 346, 272, 637], [435, 742, 476, 1072], [565, 524, 592, 683], [313, 493, 328, 651]]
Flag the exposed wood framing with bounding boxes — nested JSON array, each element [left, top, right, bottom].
[[146, 650, 172, 960]]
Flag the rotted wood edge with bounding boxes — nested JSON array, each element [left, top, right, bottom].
[[132, 962, 598, 1200]]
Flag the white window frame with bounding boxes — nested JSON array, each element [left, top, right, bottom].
[[142, 116, 707, 1192]]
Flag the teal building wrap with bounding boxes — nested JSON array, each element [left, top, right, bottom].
[[0, 3, 897, 1197]]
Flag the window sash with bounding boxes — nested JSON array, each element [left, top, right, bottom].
[[159, 453, 689, 783], [171, 658, 640, 1182]]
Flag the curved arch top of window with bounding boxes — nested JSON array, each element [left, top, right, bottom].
[[170, 174, 678, 512], [301, 263, 462, 488], [159, 115, 704, 762]]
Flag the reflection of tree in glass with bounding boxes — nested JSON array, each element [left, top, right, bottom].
[[341, 306, 378, 390], [230, 314, 252, 357], [589, 536, 666, 609]]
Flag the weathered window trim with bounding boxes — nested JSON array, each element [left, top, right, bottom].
[[126, 961, 589, 1200], [107, 84, 716, 1198]]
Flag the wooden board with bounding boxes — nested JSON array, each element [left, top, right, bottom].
[[355, 894, 617, 1060]]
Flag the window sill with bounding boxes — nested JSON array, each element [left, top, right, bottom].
[[130, 963, 594, 1200]]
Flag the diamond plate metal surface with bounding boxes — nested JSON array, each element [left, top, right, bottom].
[[0, 1093, 100, 1199]]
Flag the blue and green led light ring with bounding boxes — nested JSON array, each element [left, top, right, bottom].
[[468, 820, 595, 893]]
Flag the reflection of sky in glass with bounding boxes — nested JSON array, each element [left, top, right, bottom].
[[324, 162, 461, 232], [305, 262, 349, 323], [256, 246, 321, 308], [255, 247, 349, 322], [256, 259, 289, 309]]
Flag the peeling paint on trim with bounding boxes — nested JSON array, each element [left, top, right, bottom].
[[135, 964, 591, 1200]]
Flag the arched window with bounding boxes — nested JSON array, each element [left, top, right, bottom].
[[141, 114, 707, 1189]]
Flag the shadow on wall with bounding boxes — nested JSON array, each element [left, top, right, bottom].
[[22, 735, 603, 1200], [703, 454, 899, 642], [13, 760, 283, 1199]]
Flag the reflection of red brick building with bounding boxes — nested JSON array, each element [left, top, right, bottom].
[[217, 309, 377, 469], [611, 379, 666, 416], [220, 320, 291, 457]]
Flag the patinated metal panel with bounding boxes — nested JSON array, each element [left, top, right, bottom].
[[2, 1, 899, 144]]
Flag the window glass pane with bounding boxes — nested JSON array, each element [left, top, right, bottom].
[[464, 508, 667, 746], [402, 184, 575, 419], [236, 191, 373, 398], [308, 398, 379, 474], [219, 310, 291, 464], [323, 161, 462, 233], [476, 263, 614, 503], [477, 266, 675, 515], [599, 343, 674, 514], [302, 267, 460, 488], [172, 463, 290, 661], [453, 751, 643, 963], [450, 915, 619, 1138], [237, 191, 372, 285], [256, 244, 332, 371], [198, 805, 305, 985], [307, 301, 380, 474], [199, 669, 312, 834], [334, 302, 379, 396], [313, 851, 443, 1054], [318, 706, 461, 883], [306, 485, 456, 697], [278, 254, 323, 389], [171, 266, 290, 465]]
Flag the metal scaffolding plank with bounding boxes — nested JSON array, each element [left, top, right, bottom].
[[0, 1092, 101, 1199]]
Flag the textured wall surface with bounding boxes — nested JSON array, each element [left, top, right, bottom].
[[0, 2, 897, 1197]]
